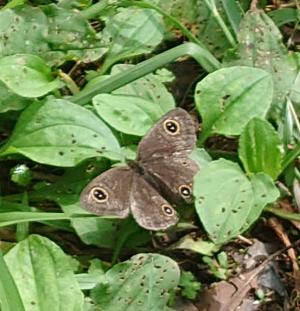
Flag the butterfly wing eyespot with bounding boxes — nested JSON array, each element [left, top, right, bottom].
[[91, 187, 109, 202], [161, 204, 175, 216], [178, 184, 192, 198], [163, 119, 180, 135]]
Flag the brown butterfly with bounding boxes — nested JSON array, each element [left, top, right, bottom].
[[80, 108, 199, 231]]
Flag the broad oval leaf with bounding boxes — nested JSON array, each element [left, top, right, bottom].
[[0, 98, 122, 166], [91, 253, 180, 311], [101, 8, 164, 71], [194, 159, 253, 244], [93, 94, 165, 136], [194, 159, 279, 244], [236, 10, 298, 112], [238, 118, 282, 179], [0, 5, 104, 66], [4, 234, 84, 311], [195, 66, 273, 141], [0, 54, 60, 97]]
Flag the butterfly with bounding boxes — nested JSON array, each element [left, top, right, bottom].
[[80, 108, 199, 230]]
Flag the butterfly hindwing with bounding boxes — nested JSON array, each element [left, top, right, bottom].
[[130, 173, 178, 230]]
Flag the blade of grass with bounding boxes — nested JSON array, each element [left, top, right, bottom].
[[71, 42, 220, 105], [221, 0, 243, 35], [266, 206, 300, 222], [281, 143, 300, 172], [0, 210, 112, 227], [204, 0, 237, 47], [0, 212, 70, 227], [0, 251, 25, 311]]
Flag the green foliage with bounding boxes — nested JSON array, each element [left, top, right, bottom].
[[0, 4, 103, 65], [178, 271, 202, 300], [100, 7, 165, 73], [231, 9, 299, 114], [93, 94, 166, 136], [0, 54, 61, 97], [0, 251, 25, 311], [0, 1, 299, 310], [0, 98, 122, 166], [203, 251, 229, 280], [238, 118, 282, 179], [195, 66, 273, 142], [91, 253, 180, 310], [4, 235, 84, 311], [193, 159, 279, 244]]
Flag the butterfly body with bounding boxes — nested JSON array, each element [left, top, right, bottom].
[[80, 108, 199, 230]]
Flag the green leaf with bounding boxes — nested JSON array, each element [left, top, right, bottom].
[[195, 66, 273, 141], [0, 98, 122, 166], [193, 159, 279, 244], [101, 8, 164, 72], [178, 271, 201, 300], [268, 8, 299, 26], [0, 54, 60, 97], [4, 235, 84, 311], [189, 148, 212, 169], [93, 94, 165, 136], [0, 81, 31, 113], [234, 10, 298, 113], [0, 251, 25, 311], [91, 253, 180, 311], [0, 5, 104, 66], [156, 0, 234, 58], [238, 118, 282, 179], [241, 173, 279, 232], [172, 234, 219, 256]]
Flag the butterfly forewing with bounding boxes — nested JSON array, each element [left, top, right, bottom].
[[137, 108, 197, 162], [80, 166, 132, 218], [137, 108, 199, 203]]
